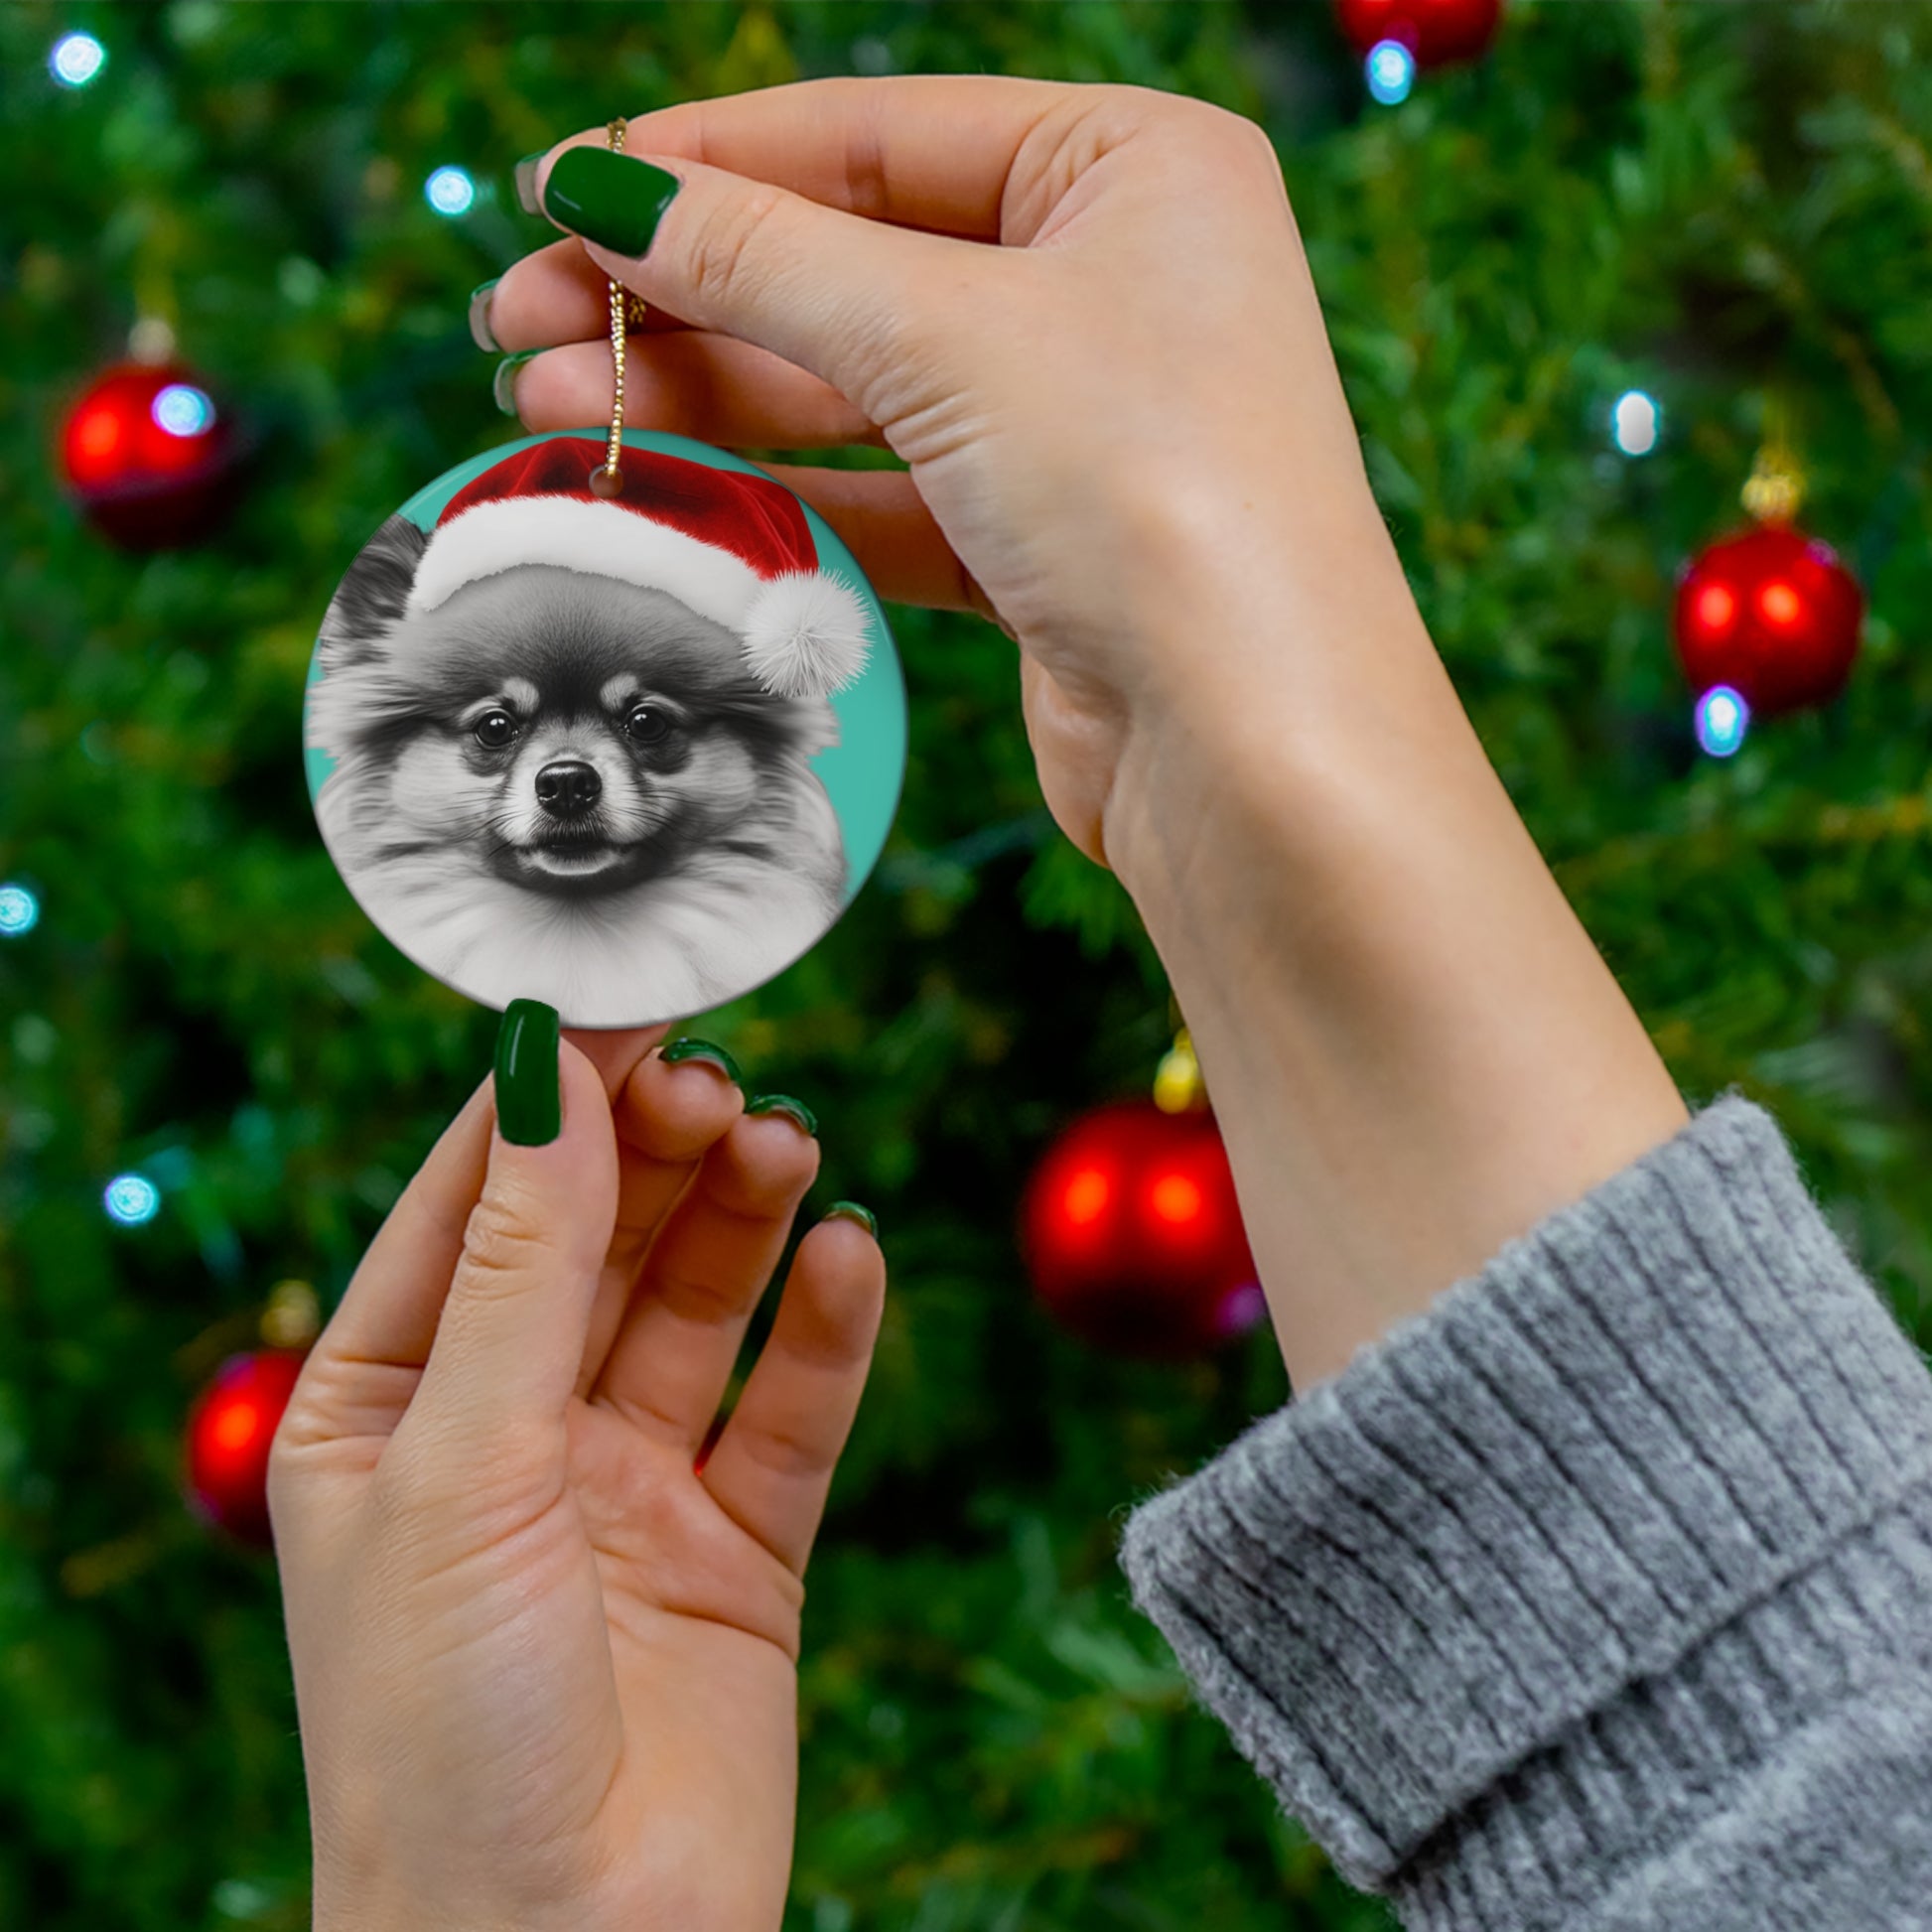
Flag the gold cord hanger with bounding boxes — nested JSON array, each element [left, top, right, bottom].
[[589, 118, 650, 497]]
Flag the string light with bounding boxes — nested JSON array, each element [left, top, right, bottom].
[[104, 1173, 162, 1226], [0, 884, 40, 936], [1695, 684, 1749, 759], [424, 166, 477, 216], [1611, 389, 1661, 457], [50, 32, 106, 87], [1366, 40, 1417, 104], [151, 383, 215, 438], [1216, 1282, 1267, 1338]]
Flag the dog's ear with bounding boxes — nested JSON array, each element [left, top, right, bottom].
[[317, 513, 429, 668]]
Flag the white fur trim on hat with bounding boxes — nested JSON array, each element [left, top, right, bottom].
[[742, 571, 874, 697], [406, 496, 872, 697], [407, 496, 761, 630]]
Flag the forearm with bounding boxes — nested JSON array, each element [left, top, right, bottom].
[[1104, 496, 1687, 1388]]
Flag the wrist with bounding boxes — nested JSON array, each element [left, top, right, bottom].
[[1099, 486, 1444, 917], [1096, 518, 1687, 1387]]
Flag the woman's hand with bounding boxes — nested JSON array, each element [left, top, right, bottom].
[[269, 1027, 884, 1932], [483, 76, 1686, 1391], [485, 75, 1391, 873]]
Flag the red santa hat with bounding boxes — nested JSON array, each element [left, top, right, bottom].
[[404, 437, 873, 698]]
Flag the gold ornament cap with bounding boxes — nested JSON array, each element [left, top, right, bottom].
[[1154, 1027, 1206, 1114], [1741, 398, 1805, 525], [260, 1278, 321, 1350]]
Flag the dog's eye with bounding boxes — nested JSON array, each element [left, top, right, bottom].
[[625, 704, 673, 745], [473, 709, 518, 750]]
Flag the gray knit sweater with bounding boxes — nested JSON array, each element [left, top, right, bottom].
[[1120, 1097, 1932, 1929]]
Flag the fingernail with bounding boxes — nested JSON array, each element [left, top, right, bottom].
[[492, 350, 539, 416], [541, 147, 681, 256], [513, 152, 546, 215], [660, 1036, 742, 1084], [746, 1093, 817, 1138], [824, 1200, 877, 1238], [495, 999, 561, 1146], [468, 278, 501, 352]]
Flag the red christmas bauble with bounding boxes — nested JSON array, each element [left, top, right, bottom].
[[1021, 1100, 1263, 1359], [1673, 523, 1863, 718], [1334, 0, 1502, 66], [59, 361, 241, 548], [184, 1349, 306, 1546]]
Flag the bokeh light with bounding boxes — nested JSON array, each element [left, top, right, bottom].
[[105, 1174, 162, 1220], [1695, 684, 1750, 759], [0, 883, 40, 936], [1365, 39, 1417, 105], [104, 1173, 162, 1226], [1611, 389, 1660, 457], [50, 32, 106, 87], [152, 383, 215, 438], [1216, 1281, 1268, 1339], [424, 165, 477, 216]]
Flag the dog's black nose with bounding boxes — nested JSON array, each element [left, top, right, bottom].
[[534, 759, 602, 816]]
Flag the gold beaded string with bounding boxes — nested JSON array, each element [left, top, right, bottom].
[[590, 117, 649, 498]]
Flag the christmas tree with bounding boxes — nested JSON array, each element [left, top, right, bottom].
[[4, 4, 1930, 1928]]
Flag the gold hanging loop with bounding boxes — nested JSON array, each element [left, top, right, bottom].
[[589, 118, 642, 498]]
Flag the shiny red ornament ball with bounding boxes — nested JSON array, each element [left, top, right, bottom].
[[59, 361, 241, 548], [1673, 523, 1863, 718], [1334, 0, 1502, 67], [1021, 1100, 1263, 1359], [184, 1349, 306, 1546]]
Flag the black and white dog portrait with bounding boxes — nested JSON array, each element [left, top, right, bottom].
[[305, 439, 874, 1027]]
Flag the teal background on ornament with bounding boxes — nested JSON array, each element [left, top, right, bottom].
[[303, 427, 906, 908]]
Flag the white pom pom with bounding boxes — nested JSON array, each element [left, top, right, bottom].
[[740, 570, 873, 697]]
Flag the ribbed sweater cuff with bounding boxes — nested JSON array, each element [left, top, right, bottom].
[[1119, 1097, 1932, 1907]]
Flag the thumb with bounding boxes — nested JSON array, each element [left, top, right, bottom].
[[532, 142, 980, 413], [408, 1003, 619, 1447]]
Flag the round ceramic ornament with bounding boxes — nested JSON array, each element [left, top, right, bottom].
[[304, 427, 905, 1027]]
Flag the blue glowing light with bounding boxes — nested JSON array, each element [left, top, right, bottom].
[[0, 884, 39, 936], [425, 166, 477, 216], [104, 1173, 162, 1226], [1612, 389, 1661, 457], [50, 32, 105, 87], [152, 383, 215, 438], [1695, 684, 1749, 759], [1366, 40, 1416, 105]]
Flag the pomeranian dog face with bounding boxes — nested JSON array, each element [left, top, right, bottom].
[[357, 563, 830, 897], [308, 512, 850, 1026]]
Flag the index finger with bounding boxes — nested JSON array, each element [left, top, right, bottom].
[[549, 73, 1081, 241]]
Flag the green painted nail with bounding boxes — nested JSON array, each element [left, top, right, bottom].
[[541, 147, 681, 256], [468, 278, 501, 352], [494, 999, 561, 1146], [746, 1093, 818, 1138], [513, 152, 546, 216], [824, 1200, 878, 1238], [660, 1036, 743, 1084], [492, 349, 538, 416]]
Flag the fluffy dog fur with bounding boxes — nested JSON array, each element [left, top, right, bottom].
[[308, 512, 847, 1026]]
